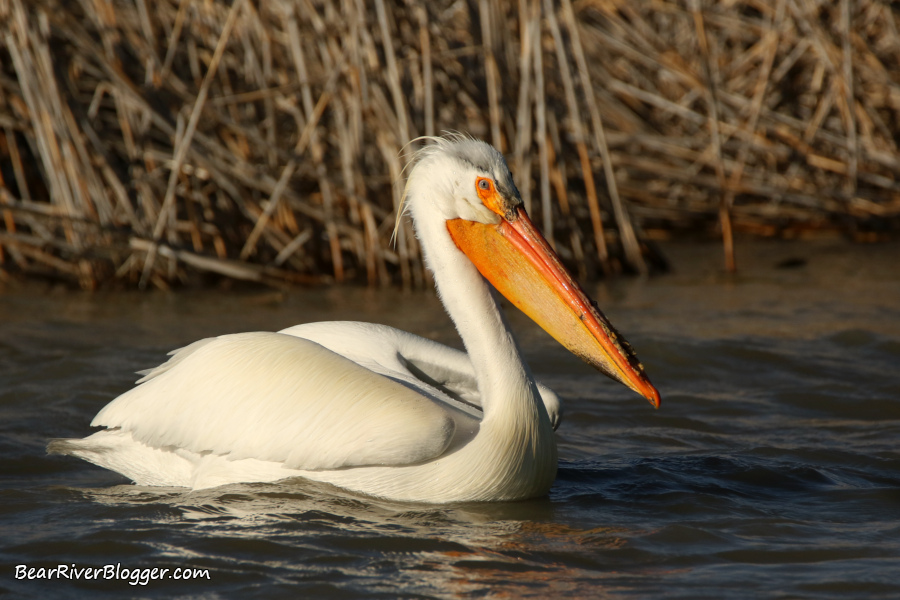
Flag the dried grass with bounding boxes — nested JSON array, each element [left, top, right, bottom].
[[1, 0, 898, 289]]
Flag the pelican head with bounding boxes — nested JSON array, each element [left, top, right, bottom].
[[404, 136, 522, 226], [404, 135, 660, 408]]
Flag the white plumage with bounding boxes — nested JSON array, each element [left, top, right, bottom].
[[50, 135, 658, 502]]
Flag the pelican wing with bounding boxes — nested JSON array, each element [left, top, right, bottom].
[[280, 322, 562, 429], [280, 322, 482, 411], [92, 332, 455, 470]]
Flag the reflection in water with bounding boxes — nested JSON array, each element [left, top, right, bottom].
[[79, 479, 637, 597]]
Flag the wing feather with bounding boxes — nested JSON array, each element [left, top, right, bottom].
[[92, 332, 455, 470], [281, 322, 562, 429]]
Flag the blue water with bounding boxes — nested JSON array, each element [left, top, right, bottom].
[[2, 241, 899, 598]]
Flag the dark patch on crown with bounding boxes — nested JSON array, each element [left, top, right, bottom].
[[447, 144, 493, 173]]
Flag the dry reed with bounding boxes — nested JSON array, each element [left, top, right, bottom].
[[1, 0, 898, 289]]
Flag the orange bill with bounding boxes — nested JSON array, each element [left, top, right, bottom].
[[447, 208, 660, 408]]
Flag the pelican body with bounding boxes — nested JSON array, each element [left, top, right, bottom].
[[50, 136, 659, 503]]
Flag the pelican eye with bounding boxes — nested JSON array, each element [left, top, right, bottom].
[[476, 177, 507, 218]]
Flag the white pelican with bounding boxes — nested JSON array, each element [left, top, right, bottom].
[[49, 135, 660, 503]]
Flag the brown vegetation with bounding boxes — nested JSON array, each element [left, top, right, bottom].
[[1, 0, 899, 289]]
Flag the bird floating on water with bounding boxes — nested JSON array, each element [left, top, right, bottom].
[[50, 135, 660, 503]]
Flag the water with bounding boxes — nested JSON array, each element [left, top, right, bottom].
[[2, 240, 899, 598]]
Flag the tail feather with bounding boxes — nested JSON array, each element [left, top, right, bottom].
[[47, 430, 194, 487], [47, 438, 80, 456], [47, 429, 302, 489]]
